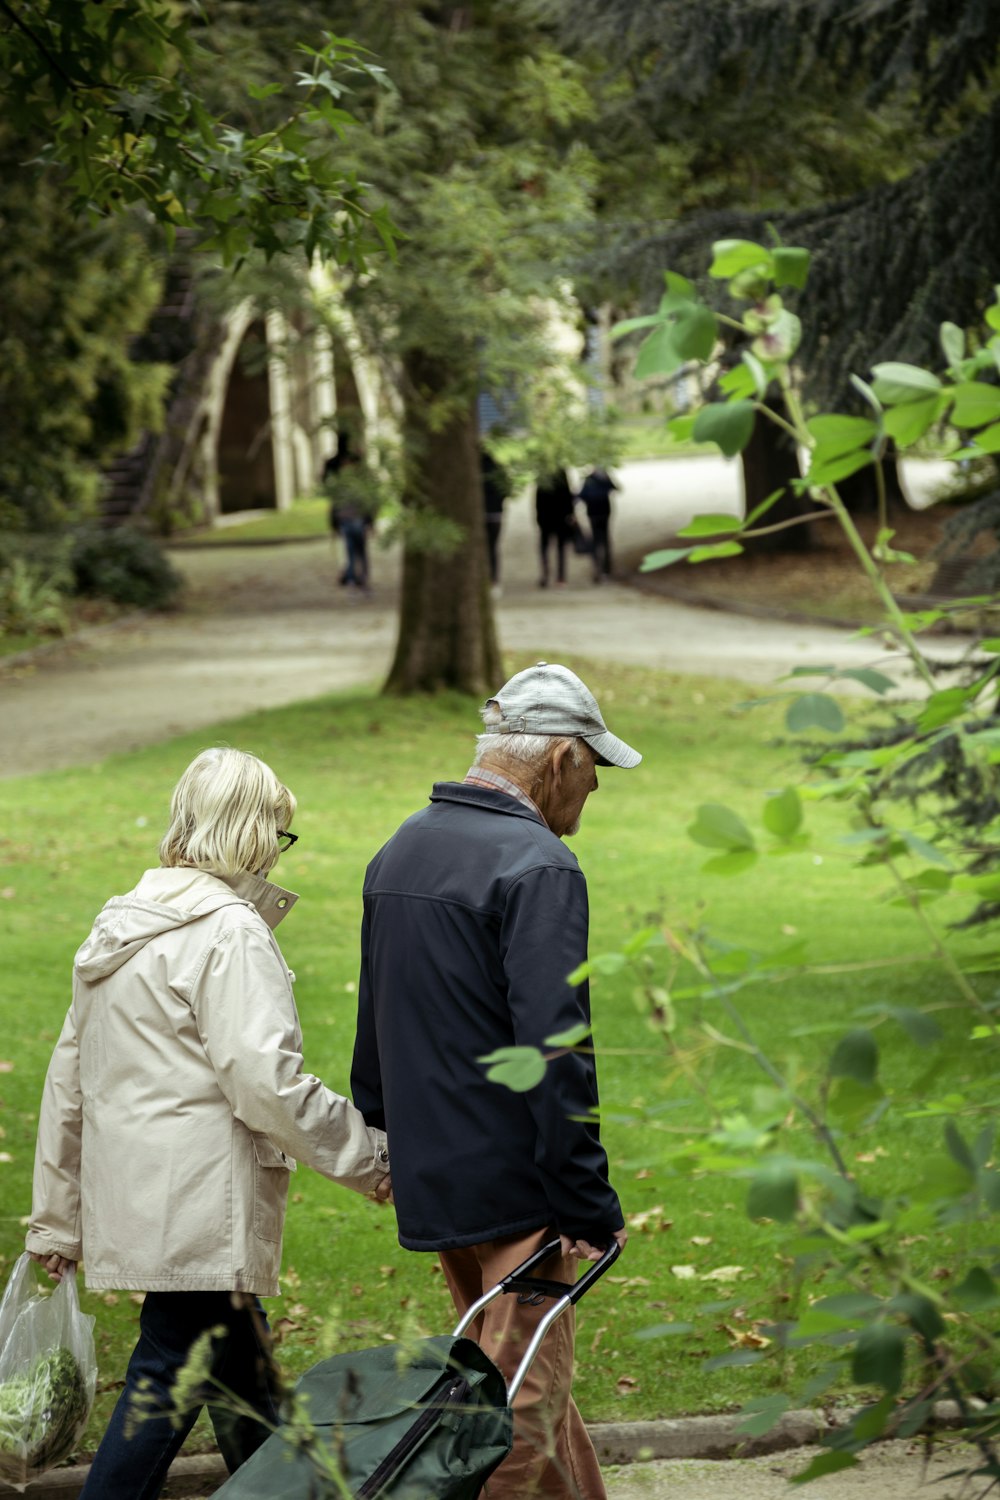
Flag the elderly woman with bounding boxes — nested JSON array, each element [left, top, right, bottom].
[[26, 747, 390, 1500]]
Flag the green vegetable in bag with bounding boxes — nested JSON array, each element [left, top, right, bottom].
[[0, 1346, 90, 1480]]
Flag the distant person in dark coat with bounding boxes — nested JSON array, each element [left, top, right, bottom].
[[323, 444, 377, 595], [534, 468, 575, 588], [578, 467, 618, 583], [481, 447, 510, 594]]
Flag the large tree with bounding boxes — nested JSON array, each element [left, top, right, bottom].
[[560, 0, 1000, 534]]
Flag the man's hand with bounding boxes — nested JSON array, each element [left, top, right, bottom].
[[28, 1251, 76, 1283], [372, 1174, 393, 1205], [560, 1226, 628, 1262]]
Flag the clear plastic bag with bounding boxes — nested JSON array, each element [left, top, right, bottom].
[[0, 1254, 97, 1490]]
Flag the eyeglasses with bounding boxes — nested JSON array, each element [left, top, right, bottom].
[[276, 830, 299, 853]]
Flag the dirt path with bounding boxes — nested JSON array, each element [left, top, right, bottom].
[[0, 458, 971, 779]]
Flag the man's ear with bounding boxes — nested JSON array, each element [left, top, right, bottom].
[[549, 739, 574, 783]]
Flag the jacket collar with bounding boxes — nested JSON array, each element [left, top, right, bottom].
[[428, 780, 547, 827], [221, 870, 299, 930]]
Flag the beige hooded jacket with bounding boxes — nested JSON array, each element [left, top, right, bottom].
[[26, 867, 389, 1295]]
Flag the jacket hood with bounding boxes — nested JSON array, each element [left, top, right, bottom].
[[75, 867, 298, 980]]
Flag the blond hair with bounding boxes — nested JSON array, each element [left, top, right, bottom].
[[159, 748, 296, 877]]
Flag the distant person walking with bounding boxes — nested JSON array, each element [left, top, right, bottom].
[[323, 444, 377, 595], [481, 446, 510, 595], [535, 468, 575, 588], [578, 467, 617, 583]]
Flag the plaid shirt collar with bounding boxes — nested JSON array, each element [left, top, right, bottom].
[[463, 766, 543, 819]]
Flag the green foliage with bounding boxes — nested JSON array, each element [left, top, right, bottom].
[[0, 5, 393, 268], [0, 132, 170, 530], [0, 1347, 89, 1484], [0, 559, 68, 640], [69, 527, 182, 610]]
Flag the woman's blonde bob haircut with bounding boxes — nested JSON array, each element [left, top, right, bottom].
[[159, 748, 296, 877]]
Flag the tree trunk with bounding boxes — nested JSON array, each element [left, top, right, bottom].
[[740, 396, 815, 553], [383, 355, 502, 696]]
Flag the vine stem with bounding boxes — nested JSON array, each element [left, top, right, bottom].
[[774, 368, 938, 692], [884, 856, 994, 1024]]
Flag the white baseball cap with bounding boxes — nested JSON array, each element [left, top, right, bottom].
[[485, 662, 642, 769]]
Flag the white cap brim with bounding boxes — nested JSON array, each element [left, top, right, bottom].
[[585, 729, 642, 769]]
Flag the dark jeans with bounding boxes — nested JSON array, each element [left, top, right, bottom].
[[80, 1291, 281, 1500], [485, 514, 502, 584], [339, 518, 370, 588], [589, 517, 612, 578], [538, 527, 567, 585]]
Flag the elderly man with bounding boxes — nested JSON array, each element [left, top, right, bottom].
[[351, 661, 640, 1499]]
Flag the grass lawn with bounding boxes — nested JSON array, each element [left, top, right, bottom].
[[173, 496, 330, 545], [0, 663, 993, 1453]]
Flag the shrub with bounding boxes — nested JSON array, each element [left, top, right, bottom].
[[0, 559, 69, 639], [69, 527, 182, 610]]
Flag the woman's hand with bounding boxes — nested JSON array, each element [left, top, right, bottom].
[[28, 1251, 76, 1282]]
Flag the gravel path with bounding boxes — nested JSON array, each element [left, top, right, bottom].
[[0, 458, 971, 780]]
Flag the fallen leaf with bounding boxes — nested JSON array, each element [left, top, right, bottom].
[[690, 1236, 713, 1247], [0, 1062, 13, 1074], [129, 1292, 146, 1305], [590, 1325, 608, 1354], [102, 1293, 119, 1306], [0, 1153, 12, 1164], [626, 1205, 673, 1233], [670, 1265, 697, 1280], [0, 889, 14, 901], [615, 1375, 640, 1395], [701, 1265, 744, 1282], [379, 1265, 397, 1278], [855, 1147, 889, 1163], [719, 1322, 771, 1349], [634, 1169, 653, 1180]]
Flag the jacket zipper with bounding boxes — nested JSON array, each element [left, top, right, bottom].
[[355, 1376, 471, 1499]]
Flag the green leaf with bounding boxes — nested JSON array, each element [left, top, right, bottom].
[[804, 448, 874, 489], [953, 419, 1000, 456], [479, 1046, 546, 1092], [790, 1452, 860, 1485], [633, 1321, 695, 1339], [247, 81, 284, 100], [544, 1023, 592, 1048], [735, 1394, 792, 1437], [952, 1267, 1000, 1311], [663, 270, 696, 302], [635, 322, 681, 380], [772, 246, 810, 290], [747, 1163, 799, 1222], [709, 239, 773, 279], [701, 849, 759, 877], [945, 1120, 976, 1174], [887, 1006, 944, 1046], [948, 381, 1000, 429], [609, 313, 665, 339], [672, 303, 718, 362], [688, 541, 744, 563], [807, 413, 877, 461], [703, 1350, 766, 1370], [882, 395, 943, 448], [677, 514, 741, 539], [718, 364, 757, 399], [899, 830, 952, 868], [741, 351, 769, 397], [851, 1323, 906, 1395], [687, 803, 757, 852], [692, 400, 757, 457], [639, 547, 691, 572], [828, 1029, 879, 1085], [763, 787, 803, 839], [888, 1292, 944, 1342], [785, 693, 845, 734], [837, 667, 896, 695], [940, 321, 966, 367], [917, 686, 972, 733], [871, 362, 943, 404]]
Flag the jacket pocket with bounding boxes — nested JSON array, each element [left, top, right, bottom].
[[251, 1133, 294, 1243]]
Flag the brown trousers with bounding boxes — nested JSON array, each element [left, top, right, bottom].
[[438, 1229, 607, 1500]]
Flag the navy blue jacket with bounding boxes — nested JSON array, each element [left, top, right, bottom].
[[351, 782, 623, 1251]]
